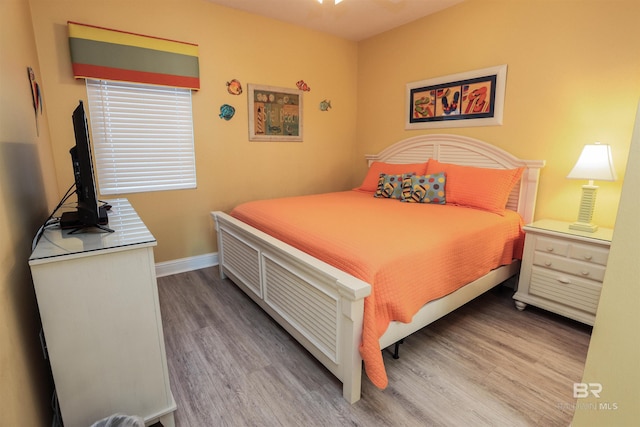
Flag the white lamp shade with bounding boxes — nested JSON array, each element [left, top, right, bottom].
[[567, 143, 617, 181]]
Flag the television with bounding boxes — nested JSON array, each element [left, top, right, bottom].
[[60, 101, 112, 232]]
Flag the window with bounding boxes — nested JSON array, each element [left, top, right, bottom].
[[85, 79, 196, 195]]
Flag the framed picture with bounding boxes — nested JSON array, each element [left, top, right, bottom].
[[248, 84, 303, 141], [406, 65, 507, 129]]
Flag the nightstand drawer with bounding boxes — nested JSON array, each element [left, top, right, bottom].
[[534, 236, 570, 256], [568, 243, 609, 266], [532, 252, 607, 282], [529, 267, 602, 314]]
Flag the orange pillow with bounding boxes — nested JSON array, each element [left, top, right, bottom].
[[426, 159, 524, 215], [356, 161, 429, 193]]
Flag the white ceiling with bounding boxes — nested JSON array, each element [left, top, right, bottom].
[[206, 0, 465, 41]]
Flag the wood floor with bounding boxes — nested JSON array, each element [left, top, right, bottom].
[[157, 267, 591, 427]]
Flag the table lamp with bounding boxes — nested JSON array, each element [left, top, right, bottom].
[[566, 142, 617, 232]]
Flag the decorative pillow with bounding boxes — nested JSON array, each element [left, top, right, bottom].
[[374, 173, 410, 199], [356, 161, 428, 193], [426, 159, 524, 215], [400, 173, 446, 204]]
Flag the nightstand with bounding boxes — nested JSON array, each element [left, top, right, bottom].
[[513, 219, 613, 325]]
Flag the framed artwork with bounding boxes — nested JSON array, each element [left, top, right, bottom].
[[248, 84, 303, 141], [406, 65, 507, 129]]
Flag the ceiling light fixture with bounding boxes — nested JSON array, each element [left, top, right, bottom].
[[318, 0, 344, 4]]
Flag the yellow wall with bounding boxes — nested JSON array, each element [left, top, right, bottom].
[[0, 0, 59, 425], [29, 0, 359, 263], [357, 0, 640, 229]]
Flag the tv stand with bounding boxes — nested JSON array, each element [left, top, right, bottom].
[[29, 199, 176, 426]]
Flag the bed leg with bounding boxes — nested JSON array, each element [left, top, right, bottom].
[[341, 296, 365, 403], [212, 213, 228, 280], [343, 370, 362, 404], [392, 339, 404, 359]]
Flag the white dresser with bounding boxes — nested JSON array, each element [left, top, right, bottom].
[[513, 219, 613, 325], [29, 199, 176, 427]]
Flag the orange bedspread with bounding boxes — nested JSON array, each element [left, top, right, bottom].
[[231, 190, 524, 389]]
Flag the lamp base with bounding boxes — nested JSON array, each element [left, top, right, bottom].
[[569, 221, 599, 233], [571, 184, 599, 233]]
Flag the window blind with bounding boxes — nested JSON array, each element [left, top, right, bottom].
[[86, 79, 196, 195]]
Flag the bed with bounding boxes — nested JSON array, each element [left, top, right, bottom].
[[211, 134, 545, 403]]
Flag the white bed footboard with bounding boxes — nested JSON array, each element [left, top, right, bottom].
[[212, 212, 371, 403]]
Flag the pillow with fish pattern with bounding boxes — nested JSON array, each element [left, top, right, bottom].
[[374, 173, 413, 199], [356, 161, 428, 193], [400, 173, 446, 204]]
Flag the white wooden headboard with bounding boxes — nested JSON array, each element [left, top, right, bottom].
[[365, 134, 546, 224]]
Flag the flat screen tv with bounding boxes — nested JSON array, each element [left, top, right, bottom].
[[60, 100, 112, 232]]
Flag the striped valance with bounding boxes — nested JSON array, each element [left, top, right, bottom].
[[68, 22, 199, 90]]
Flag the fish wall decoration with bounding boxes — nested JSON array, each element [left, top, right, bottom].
[[319, 99, 332, 111], [219, 104, 235, 120], [226, 79, 243, 95], [296, 80, 310, 92]]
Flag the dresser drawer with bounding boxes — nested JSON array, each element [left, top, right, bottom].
[[533, 236, 569, 257], [532, 252, 606, 282], [568, 242, 609, 266], [529, 266, 602, 314]]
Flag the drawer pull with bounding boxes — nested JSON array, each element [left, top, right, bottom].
[[558, 277, 571, 284], [546, 246, 554, 252], [544, 261, 552, 266], [583, 254, 593, 260], [581, 271, 590, 276]]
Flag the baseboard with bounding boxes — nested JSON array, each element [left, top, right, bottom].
[[155, 252, 218, 278]]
